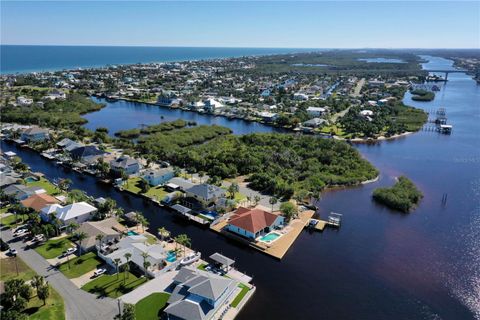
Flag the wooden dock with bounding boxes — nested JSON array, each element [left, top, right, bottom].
[[210, 209, 315, 260]]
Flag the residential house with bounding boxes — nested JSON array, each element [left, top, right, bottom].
[[40, 201, 97, 226], [164, 267, 238, 320], [293, 92, 309, 101], [69, 146, 105, 163], [185, 184, 226, 209], [144, 168, 174, 186], [57, 138, 83, 152], [3, 184, 47, 201], [258, 111, 278, 123], [203, 99, 223, 113], [303, 118, 327, 128], [100, 235, 167, 277], [226, 207, 284, 240], [16, 96, 33, 106], [77, 218, 126, 252], [306, 106, 326, 117], [20, 193, 59, 212], [110, 156, 141, 176], [21, 127, 49, 143]]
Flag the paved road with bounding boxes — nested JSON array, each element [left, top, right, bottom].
[[1, 229, 119, 320]]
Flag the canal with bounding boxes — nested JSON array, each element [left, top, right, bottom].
[[2, 56, 478, 319]]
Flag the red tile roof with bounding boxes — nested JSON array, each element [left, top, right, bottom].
[[20, 193, 59, 212], [228, 207, 279, 234]]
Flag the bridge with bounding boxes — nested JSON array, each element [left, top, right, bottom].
[[425, 69, 468, 81]]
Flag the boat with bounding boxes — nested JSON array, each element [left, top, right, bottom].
[[180, 252, 201, 266]]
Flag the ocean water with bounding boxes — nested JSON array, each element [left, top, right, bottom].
[[0, 45, 315, 74]]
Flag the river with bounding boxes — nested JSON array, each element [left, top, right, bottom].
[[2, 56, 479, 320]]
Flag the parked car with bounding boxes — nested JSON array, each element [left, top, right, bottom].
[[0, 238, 10, 251], [33, 234, 46, 242], [93, 268, 106, 277], [13, 228, 28, 237], [61, 247, 77, 257], [8, 248, 17, 256]]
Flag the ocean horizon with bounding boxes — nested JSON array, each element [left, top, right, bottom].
[[0, 45, 317, 74]]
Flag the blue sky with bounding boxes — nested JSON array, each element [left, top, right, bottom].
[[1, 1, 479, 48]]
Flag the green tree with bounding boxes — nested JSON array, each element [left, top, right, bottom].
[[175, 234, 191, 257], [37, 283, 50, 306], [254, 195, 261, 206], [123, 252, 132, 281], [76, 231, 88, 256], [280, 202, 298, 223], [113, 258, 121, 279], [58, 178, 72, 191], [115, 303, 136, 320], [157, 227, 170, 242], [96, 234, 104, 249], [227, 182, 239, 200], [269, 196, 278, 213]]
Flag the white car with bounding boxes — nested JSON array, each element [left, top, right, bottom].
[[62, 247, 77, 257], [13, 229, 28, 237], [93, 268, 106, 277], [33, 234, 45, 242], [8, 248, 17, 256]]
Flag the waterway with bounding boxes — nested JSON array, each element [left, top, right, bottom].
[[2, 56, 479, 319], [83, 98, 282, 136]]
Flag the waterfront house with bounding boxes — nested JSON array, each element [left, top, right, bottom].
[[258, 111, 278, 123], [3, 184, 47, 201], [110, 156, 141, 176], [184, 183, 226, 209], [69, 145, 105, 163], [20, 193, 59, 212], [77, 217, 125, 252], [143, 168, 174, 186], [100, 235, 167, 277], [226, 207, 284, 240], [40, 201, 97, 226], [21, 127, 49, 143], [157, 95, 181, 107], [303, 118, 327, 128], [57, 138, 83, 152], [293, 92, 309, 101], [203, 98, 223, 112], [164, 267, 238, 320], [306, 106, 326, 117]]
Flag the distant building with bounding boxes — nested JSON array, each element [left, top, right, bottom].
[[20, 193, 59, 212], [143, 168, 174, 186], [77, 218, 126, 252], [258, 111, 278, 123], [293, 92, 309, 101], [21, 127, 49, 143], [368, 80, 385, 88], [303, 118, 327, 128], [69, 146, 105, 163], [16, 96, 33, 106], [306, 107, 326, 117], [3, 184, 47, 201]]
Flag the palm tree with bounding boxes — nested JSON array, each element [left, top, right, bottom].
[[228, 182, 239, 200], [67, 222, 79, 235], [269, 196, 278, 213], [246, 195, 252, 207], [113, 258, 121, 279], [157, 227, 170, 242], [48, 213, 60, 236], [76, 231, 87, 256], [139, 216, 149, 233], [31, 275, 45, 293], [140, 252, 149, 277], [124, 252, 132, 281], [95, 234, 104, 250], [58, 178, 72, 191], [175, 234, 191, 257], [254, 195, 261, 206]]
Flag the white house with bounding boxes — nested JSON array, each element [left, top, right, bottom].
[[306, 106, 326, 117], [40, 201, 97, 226], [17, 96, 33, 106], [293, 93, 309, 101]]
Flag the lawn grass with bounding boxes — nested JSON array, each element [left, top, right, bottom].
[[197, 263, 208, 271], [25, 177, 61, 195], [0, 213, 29, 228], [123, 177, 143, 194], [58, 252, 103, 278], [0, 206, 11, 214], [0, 256, 36, 281], [231, 283, 250, 308], [35, 237, 74, 259], [26, 285, 65, 320], [145, 234, 158, 245], [81, 272, 148, 298], [145, 186, 168, 201], [135, 292, 170, 320]]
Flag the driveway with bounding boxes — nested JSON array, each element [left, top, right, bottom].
[[1, 230, 119, 320], [120, 269, 178, 304]]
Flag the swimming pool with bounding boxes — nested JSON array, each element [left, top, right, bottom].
[[260, 232, 281, 242], [166, 250, 176, 262], [127, 231, 139, 236], [25, 177, 38, 183]]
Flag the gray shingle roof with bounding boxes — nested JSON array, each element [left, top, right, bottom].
[[186, 184, 225, 201]]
